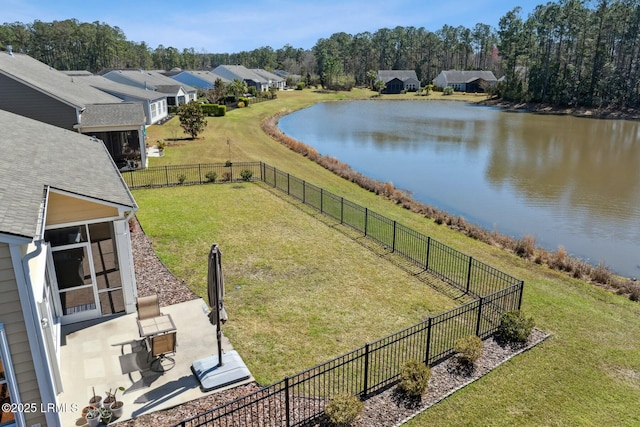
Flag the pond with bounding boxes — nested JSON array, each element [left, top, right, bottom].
[[278, 100, 640, 278]]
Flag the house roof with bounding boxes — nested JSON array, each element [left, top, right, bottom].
[[212, 65, 268, 84], [102, 69, 197, 94], [438, 70, 497, 83], [0, 109, 137, 239], [0, 52, 123, 109], [378, 70, 419, 83], [252, 68, 285, 83], [79, 103, 146, 127], [177, 70, 232, 84], [75, 75, 168, 102]]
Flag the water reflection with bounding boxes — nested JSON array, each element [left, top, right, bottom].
[[279, 101, 640, 277]]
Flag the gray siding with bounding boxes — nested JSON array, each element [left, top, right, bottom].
[[0, 243, 47, 426], [0, 74, 78, 130]]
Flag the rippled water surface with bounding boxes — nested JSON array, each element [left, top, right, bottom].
[[279, 100, 640, 278]]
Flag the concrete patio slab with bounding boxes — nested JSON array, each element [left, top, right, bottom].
[[57, 298, 253, 426]]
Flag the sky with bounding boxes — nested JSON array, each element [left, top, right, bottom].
[[4, 0, 542, 53]]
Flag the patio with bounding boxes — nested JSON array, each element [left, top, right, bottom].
[[57, 298, 253, 426]]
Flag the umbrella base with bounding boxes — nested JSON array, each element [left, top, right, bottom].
[[191, 350, 251, 392]]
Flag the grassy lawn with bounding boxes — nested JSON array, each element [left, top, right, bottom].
[[133, 183, 457, 384], [135, 89, 640, 425]]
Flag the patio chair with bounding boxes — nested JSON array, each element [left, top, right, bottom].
[[136, 295, 160, 320], [148, 331, 177, 372]]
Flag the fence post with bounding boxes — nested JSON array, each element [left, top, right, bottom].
[[424, 317, 432, 365], [475, 297, 483, 337], [391, 221, 397, 252], [364, 208, 368, 236], [517, 280, 524, 310], [425, 236, 431, 270], [363, 343, 370, 398], [340, 197, 344, 224], [320, 188, 324, 214], [287, 173, 290, 195], [165, 166, 169, 186], [198, 164, 202, 183], [285, 377, 291, 426], [466, 257, 473, 293], [303, 181, 306, 203]]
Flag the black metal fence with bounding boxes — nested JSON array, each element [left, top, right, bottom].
[[123, 162, 524, 427]]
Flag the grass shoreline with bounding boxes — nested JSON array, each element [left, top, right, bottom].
[[140, 89, 640, 425]]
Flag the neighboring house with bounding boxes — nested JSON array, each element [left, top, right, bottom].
[[211, 65, 271, 92], [73, 74, 169, 125], [0, 110, 138, 427], [169, 70, 231, 90], [251, 69, 286, 90], [377, 70, 421, 93], [0, 50, 147, 170], [101, 69, 198, 105], [432, 70, 498, 93]]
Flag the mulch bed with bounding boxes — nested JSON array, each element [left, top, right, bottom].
[[114, 217, 549, 426]]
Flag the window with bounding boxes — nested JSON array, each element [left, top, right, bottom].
[[0, 324, 20, 427]]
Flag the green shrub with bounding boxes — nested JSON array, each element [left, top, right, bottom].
[[205, 171, 217, 183], [454, 335, 483, 366], [200, 103, 217, 116], [325, 393, 363, 426], [497, 310, 534, 343], [240, 169, 253, 181], [215, 105, 226, 116], [443, 86, 454, 95], [398, 359, 430, 398], [177, 174, 187, 185], [296, 81, 306, 90]]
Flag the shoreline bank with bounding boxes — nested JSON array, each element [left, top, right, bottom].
[[478, 98, 640, 121]]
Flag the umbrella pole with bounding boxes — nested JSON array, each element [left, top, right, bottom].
[[214, 246, 224, 367]]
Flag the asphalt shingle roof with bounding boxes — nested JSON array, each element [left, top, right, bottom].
[[0, 109, 137, 238], [0, 52, 123, 108], [102, 69, 197, 94], [80, 103, 146, 127], [378, 70, 419, 83], [76, 75, 168, 102], [439, 70, 497, 84]]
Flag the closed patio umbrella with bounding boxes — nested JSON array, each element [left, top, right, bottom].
[[207, 243, 228, 367], [192, 243, 251, 391]]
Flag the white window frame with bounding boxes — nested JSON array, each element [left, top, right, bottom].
[[0, 323, 24, 427]]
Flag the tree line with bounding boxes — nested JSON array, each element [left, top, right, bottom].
[[2, 0, 640, 108]]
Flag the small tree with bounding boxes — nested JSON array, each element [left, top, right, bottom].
[[177, 101, 207, 139], [373, 79, 386, 94]]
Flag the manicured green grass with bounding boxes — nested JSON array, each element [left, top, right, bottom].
[[136, 89, 640, 425], [133, 183, 457, 384]]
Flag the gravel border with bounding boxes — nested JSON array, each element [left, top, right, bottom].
[[117, 217, 550, 426]]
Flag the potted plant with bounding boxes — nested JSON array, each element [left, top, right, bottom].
[[99, 406, 112, 425], [109, 386, 126, 419], [88, 386, 102, 408], [85, 407, 101, 427]]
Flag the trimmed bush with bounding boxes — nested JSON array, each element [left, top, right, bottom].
[[398, 359, 430, 398], [454, 335, 483, 366], [240, 169, 253, 181], [325, 393, 363, 426], [497, 310, 534, 344], [177, 174, 186, 185], [205, 171, 217, 183]]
